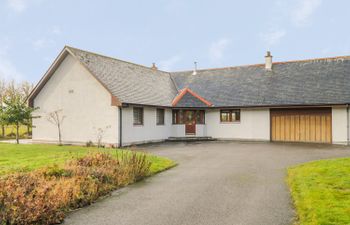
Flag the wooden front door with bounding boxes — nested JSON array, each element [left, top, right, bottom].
[[271, 108, 332, 144], [185, 110, 196, 135]]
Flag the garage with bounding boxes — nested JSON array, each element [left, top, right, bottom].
[[270, 108, 332, 144]]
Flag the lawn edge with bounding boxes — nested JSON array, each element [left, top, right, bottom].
[[286, 156, 350, 225]]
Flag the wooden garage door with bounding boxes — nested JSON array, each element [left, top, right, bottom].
[[271, 108, 332, 143]]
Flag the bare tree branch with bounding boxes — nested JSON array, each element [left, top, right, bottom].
[[46, 110, 66, 146]]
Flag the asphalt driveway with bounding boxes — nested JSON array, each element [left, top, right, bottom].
[[64, 141, 350, 225]]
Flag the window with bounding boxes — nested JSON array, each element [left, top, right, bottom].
[[133, 107, 143, 125], [172, 110, 182, 124], [172, 110, 205, 124], [220, 109, 240, 122], [156, 108, 165, 125], [196, 110, 205, 124]]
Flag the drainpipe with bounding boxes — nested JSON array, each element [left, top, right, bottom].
[[347, 104, 349, 146], [119, 107, 123, 148]]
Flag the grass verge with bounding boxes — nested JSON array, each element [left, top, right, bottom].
[[0, 143, 175, 176], [287, 157, 350, 225]]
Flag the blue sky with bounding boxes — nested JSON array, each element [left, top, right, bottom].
[[1, 0, 350, 83]]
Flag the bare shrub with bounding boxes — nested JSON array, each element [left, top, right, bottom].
[[93, 126, 111, 148], [0, 151, 152, 225], [0, 173, 65, 224]]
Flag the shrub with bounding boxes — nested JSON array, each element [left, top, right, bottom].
[[0, 173, 65, 224], [118, 152, 152, 181], [43, 164, 72, 178], [21, 131, 32, 137], [6, 132, 16, 138], [0, 151, 152, 225], [85, 140, 94, 147]]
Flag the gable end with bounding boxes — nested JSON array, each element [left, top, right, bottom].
[[172, 88, 213, 107], [28, 47, 122, 107]]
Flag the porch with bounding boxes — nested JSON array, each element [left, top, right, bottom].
[[171, 109, 207, 137]]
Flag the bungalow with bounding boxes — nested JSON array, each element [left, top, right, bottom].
[[28, 46, 350, 146]]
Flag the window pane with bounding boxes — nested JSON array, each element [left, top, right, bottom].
[[220, 109, 240, 122], [200, 110, 205, 124], [157, 108, 165, 125], [196, 110, 205, 124], [133, 107, 143, 125], [233, 110, 241, 122], [220, 110, 231, 122], [172, 110, 185, 124], [172, 110, 179, 124], [179, 110, 184, 124]]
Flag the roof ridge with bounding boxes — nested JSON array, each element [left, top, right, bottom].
[[65, 45, 171, 75], [169, 73, 180, 92], [171, 55, 350, 74]]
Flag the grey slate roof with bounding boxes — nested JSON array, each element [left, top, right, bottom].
[[66, 46, 350, 108], [67, 47, 178, 106], [175, 92, 209, 108], [170, 57, 350, 107]]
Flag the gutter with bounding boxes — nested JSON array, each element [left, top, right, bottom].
[[123, 102, 350, 110], [119, 107, 123, 148]]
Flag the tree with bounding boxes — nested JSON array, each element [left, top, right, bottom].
[[46, 110, 65, 146], [0, 80, 5, 138], [5, 80, 21, 100], [20, 81, 33, 98], [20, 81, 34, 136], [0, 94, 36, 144]]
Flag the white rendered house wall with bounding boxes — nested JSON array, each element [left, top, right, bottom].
[[332, 106, 348, 145], [32, 54, 119, 145], [205, 108, 270, 141], [121, 106, 172, 146]]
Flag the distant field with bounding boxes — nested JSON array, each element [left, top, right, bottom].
[[0, 125, 31, 139]]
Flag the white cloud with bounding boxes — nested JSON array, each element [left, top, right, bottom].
[[209, 38, 230, 62], [0, 58, 23, 81], [51, 26, 62, 35], [7, 0, 45, 13], [291, 0, 322, 27], [0, 41, 23, 81], [32, 38, 55, 50], [260, 29, 286, 47], [32, 26, 61, 51], [7, 0, 26, 12], [158, 55, 181, 71]]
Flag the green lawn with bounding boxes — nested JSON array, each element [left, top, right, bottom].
[[0, 143, 176, 176], [288, 158, 350, 225]]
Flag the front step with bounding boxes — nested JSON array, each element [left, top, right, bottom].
[[166, 136, 217, 142]]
